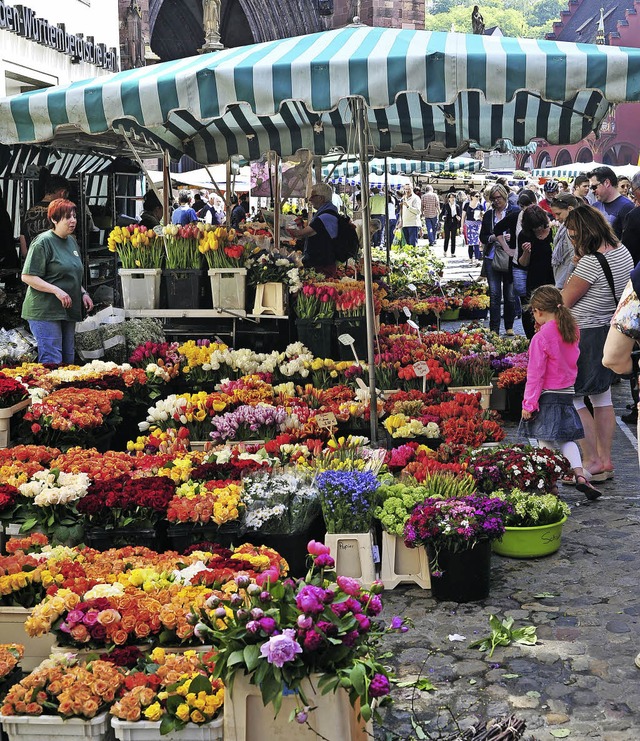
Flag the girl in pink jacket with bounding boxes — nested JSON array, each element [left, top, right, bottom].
[[521, 285, 602, 500]]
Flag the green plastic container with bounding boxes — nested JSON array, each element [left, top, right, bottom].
[[492, 516, 567, 558]]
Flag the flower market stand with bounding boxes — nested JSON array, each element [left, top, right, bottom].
[[448, 384, 493, 410], [0, 712, 112, 741], [252, 282, 286, 316], [119, 269, 162, 310], [427, 541, 492, 602], [0, 607, 55, 671], [86, 526, 158, 551], [0, 399, 30, 449], [112, 717, 223, 741], [324, 532, 377, 587], [380, 532, 430, 590], [223, 673, 373, 741], [492, 516, 567, 558]]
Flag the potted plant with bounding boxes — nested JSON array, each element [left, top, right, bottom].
[[110, 648, 224, 740], [0, 656, 124, 741], [194, 542, 407, 740], [316, 470, 380, 585], [491, 489, 571, 558], [374, 475, 474, 590], [444, 354, 494, 409], [403, 493, 512, 602], [245, 248, 301, 315]]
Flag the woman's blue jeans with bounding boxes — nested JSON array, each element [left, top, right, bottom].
[[28, 320, 76, 364], [483, 259, 515, 334]]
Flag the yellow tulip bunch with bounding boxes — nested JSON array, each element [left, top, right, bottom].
[[198, 225, 244, 269], [107, 224, 164, 269]]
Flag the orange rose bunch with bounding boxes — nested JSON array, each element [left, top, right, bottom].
[[49, 447, 136, 481], [1, 658, 124, 719], [167, 480, 243, 525], [0, 644, 24, 681]]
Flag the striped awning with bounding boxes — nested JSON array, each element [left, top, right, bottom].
[[2, 27, 640, 163], [322, 156, 482, 178]]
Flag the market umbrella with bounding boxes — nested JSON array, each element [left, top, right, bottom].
[[4, 26, 640, 441]]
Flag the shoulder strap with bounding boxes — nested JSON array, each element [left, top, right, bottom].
[[593, 252, 619, 305]]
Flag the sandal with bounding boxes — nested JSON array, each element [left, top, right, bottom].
[[575, 475, 602, 501], [560, 475, 576, 486], [588, 471, 609, 483]]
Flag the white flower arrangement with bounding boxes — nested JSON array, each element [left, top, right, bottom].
[[19, 469, 90, 507], [83, 582, 125, 600], [172, 561, 210, 585]]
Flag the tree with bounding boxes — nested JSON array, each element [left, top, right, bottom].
[[424, 0, 555, 38]]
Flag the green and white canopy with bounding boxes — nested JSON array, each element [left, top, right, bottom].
[[322, 156, 482, 178], [2, 26, 640, 163]]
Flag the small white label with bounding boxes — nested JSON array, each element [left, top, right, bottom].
[[402, 306, 412, 317], [407, 283, 417, 292], [413, 361, 430, 377], [315, 412, 337, 429], [407, 319, 419, 330], [371, 545, 380, 563], [355, 378, 368, 391], [338, 333, 355, 345]]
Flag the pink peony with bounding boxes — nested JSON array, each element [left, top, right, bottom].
[[337, 576, 361, 596], [259, 629, 302, 667], [307, 540, 330, 556], [296, 585, 326, 615]]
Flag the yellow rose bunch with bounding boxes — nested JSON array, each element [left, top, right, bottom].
[[168, 481, 243, 525]]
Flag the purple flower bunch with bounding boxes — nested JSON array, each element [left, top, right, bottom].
[[404, 494, 512, 554], [209, 403, 287, 442], [200, 540, 408, 724], [316, 470, 380, 533]]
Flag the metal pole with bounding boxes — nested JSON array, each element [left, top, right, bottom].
[[384, 155, 390, 268], [273, 152, 281, 248], [355, 98, 378, 445]]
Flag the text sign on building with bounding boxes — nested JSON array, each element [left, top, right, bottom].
[[0, 1, 119, 71]]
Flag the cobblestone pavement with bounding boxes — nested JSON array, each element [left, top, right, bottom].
[[376, 238, 640, 740]]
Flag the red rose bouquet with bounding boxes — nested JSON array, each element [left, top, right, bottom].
[[0, 373, 28, 408]]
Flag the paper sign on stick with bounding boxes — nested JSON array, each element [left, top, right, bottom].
[[315, 412, 337, 429]]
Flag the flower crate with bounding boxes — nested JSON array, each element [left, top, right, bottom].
[[439, 308, 460, 321], [295, 318, 334, 359], [208, 268, 246, 311], [324, 531, 377, 587], [224, 672, 372, 741], [252, 282, 286, 316], [119, 268, 162, 310], [0, 711, 112, 741], [112, 718, 223, 741], [380, 531, 430, 590], [164, 269, 206, 309], [0, 399, 30, 449], [448, 384, 493, 410], [0, 606, 55, 671]]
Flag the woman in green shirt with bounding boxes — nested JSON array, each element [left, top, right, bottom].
[[21, 199, 93, 364]]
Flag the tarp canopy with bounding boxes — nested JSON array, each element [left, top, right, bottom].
[[532, 162, 640, 178], [326, 172, 412, 189], [322, 156, 482, 178], [2, 26, 640, 164], [145, 166, 252, 191]]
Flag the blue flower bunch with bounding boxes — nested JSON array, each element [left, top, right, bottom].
[[316, 470, 380, 533]]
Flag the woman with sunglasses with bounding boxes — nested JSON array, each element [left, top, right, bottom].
[[479, 184, 519, 335], [562, 206, 634, 483]]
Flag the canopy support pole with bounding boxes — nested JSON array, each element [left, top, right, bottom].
[[273, 152, 281, 248], [384, 155, 390, 268], [225, 161, 232, 227], [162, 151, 172, 224], [354, 97, 378, 445], [120, 129, 164, 209], [203, 166, 226, 202]]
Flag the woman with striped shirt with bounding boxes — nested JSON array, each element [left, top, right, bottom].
[[561, 206, 634, 483]]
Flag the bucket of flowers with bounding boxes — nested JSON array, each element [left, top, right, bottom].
[[162, 223, 205, 309], [404, 491, 512, 602], [246, 248, 302, 315], [443, 352, 494, 409], [193, 541, 408, 738], [200, 226, 248, 311], [110, 225, 164, 310], [0, 655, 124, 741], [110, 648, 224, 740], [491, 488, 571, 558], [295, 283, 339, 358]]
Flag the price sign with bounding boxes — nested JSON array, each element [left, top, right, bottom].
[[315, 412, 337, 429], [407, 319, 419, 330], [407, 283, 417, 293], [413, 361, 430, 378], [355, 378, 369, 392], [402, 306, 412, 317], [338, 333, 355, 346]]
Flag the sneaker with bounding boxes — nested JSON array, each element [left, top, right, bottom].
[[505, 329, 515, 337]]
